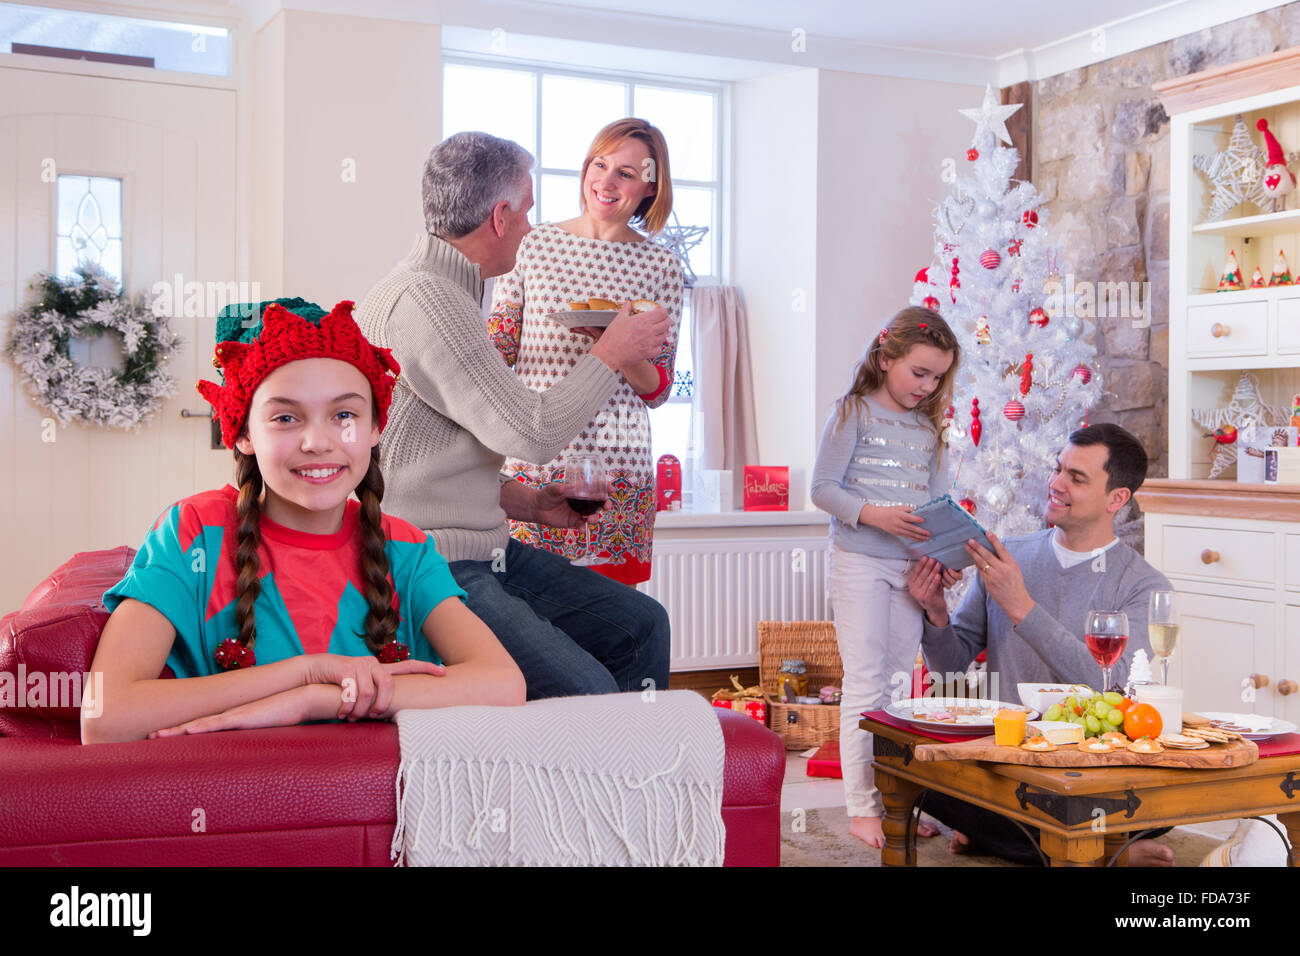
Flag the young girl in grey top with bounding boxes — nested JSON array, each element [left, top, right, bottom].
[[811, 307, 961, 850]]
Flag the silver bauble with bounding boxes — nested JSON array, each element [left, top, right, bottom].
[[1062, 313, 1084, 337], [976, 199, 997, 219], [984, 483, 1013, 515]]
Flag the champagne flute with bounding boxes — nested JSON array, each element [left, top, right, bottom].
[[1148, 590, 1179, 686], [1084, 609, 1129, 695], [562, 453, 607, 567]]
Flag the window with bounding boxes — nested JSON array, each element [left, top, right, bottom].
[[443, 57, 722, 476], [0, 2, 230, 75], [56, 175, 123, 285]]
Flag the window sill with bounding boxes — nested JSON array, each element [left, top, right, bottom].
[[653, 509, 829, 529]]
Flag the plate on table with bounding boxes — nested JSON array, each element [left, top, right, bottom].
[[885, 696, 1036, 733], [548, 309, 619, 330], [1196, 711, 1299, 740]]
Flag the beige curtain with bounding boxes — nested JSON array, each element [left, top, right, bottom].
[[691, 285, 759, 505]]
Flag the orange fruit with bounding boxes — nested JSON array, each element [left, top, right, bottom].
[[1116, 697, 1136, 714], [1123, 702, 1162, 740]]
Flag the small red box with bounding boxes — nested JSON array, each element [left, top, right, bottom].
[[742, 465, 789, 511], [711, 698, 767, 724], [806, 741, 842, 779]]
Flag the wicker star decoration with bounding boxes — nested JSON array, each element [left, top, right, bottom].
[[1193, 114, 1300, 221], [654, 211, 708, 287], [1190, 371, 1289, 478]]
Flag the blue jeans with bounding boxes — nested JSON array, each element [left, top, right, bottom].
[[449, 539, 671, 700]]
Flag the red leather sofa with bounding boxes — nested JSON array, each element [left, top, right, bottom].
[[0, 548, 786, 866]]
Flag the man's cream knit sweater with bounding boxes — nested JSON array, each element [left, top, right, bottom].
[[356, 233, 620, 562]]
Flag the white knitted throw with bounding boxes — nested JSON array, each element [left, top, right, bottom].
[[391, 691, 726, 866]]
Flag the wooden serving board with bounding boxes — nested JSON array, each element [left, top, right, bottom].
[[912, 735, 1259, 769]]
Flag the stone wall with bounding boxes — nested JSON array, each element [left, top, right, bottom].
[[1032, 2, 1300, 543]]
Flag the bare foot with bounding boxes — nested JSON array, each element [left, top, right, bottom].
[[917, 819, 939, 838], [849, 815, 885, 848], [1125, 839, 1175, 866], [949, 829, 972, 855]]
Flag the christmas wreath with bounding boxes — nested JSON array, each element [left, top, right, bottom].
[[4, 266, 178, 429]]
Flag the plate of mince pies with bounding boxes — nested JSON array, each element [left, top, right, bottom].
[[548, 297, 660, 330]]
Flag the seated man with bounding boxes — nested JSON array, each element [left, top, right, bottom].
[[356, 131, 673, 699], [907, 423, 1175, 865]]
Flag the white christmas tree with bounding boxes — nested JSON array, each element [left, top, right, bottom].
[[912, 85, 1102, 539]]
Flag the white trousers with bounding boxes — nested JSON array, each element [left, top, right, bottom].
[[829, 546, 923, 818]]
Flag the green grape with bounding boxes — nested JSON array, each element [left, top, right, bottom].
[[1046, 704, 1063, 722], [1102, 719, 1121, 734], [1103, 691, 1123, 705], [1085, 715, 1102, 734]]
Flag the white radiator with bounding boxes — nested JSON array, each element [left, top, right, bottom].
[[642, 535, 829, 671]]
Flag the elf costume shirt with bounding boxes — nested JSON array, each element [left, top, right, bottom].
[[103, 486, 466, 678]]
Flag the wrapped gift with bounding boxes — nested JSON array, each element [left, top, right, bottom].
[[1238, 425, 1297, 483], [711, 675, 767, 724], [743, 465, 789, 511], [806, 741, 842, 779]]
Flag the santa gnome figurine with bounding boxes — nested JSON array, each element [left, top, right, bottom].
[[1270, 248, 1293, 286], [1257, 118, 1296, 203], [1219, 249, 1244, 290]]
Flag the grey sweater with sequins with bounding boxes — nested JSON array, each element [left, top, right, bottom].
[[810, 396, 946, 559]]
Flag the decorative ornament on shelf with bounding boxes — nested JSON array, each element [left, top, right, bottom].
[[979, 248, 1001, 269], [3, 264, 178, 430], [970, 397, 982, 447], [1004, 398, 1025, 422], [1250, 265, 1267, 288], [1191, 371, 1290, 478], [1217, 249, 1244, 291], [1268, 248, 1292, 286], [1020, 351, 1034, 397], [653, 211, 709, 287], [1028, 307, 1050, 329], [1191, 114, 1300, 221], [1072, 363, 1093, 384], [1256, 118, 1296, 203]]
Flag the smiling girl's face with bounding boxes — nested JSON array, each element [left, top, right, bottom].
[[582, 137, 656, 226], [235, 358, 379, 535]]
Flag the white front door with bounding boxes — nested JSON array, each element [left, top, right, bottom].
[[0, 64, 237, 611]]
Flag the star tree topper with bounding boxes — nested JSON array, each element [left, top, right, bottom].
[[960, 84, 1022, 147], [1191, 371, 1290, 478]]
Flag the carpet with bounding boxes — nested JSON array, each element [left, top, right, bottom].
[[780, 806, 1222, 867]]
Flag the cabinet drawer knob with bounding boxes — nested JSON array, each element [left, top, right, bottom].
[[1210, 323, 1230, 338], [1279, 679, 1296, 696], [1249, 673, 1270, 689], [1200, 549, 1220, 564]]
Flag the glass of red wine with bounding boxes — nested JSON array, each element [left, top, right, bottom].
[[562, 453, 607, 567], [1084, 609, 1129, 694]]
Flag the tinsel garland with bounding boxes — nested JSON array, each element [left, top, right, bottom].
[[4, 265, 178, 430]]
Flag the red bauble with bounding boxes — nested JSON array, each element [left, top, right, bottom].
[[1004, 399, 1026, 421], [922, 295, 941, 311], [979, 249, 1001, 269], [959, 498, 976, 515], [966, 148, 979, 161], [970, 397, 982, 447], [915, 267, 929, 284], [1028, 307, 1050, 328], [1072, 362, 1092, 384], [1023, 210, 1039, 228]]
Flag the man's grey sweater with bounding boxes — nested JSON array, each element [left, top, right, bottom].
[[355, 233, 619, 561], [921, 529, 1172, 696]]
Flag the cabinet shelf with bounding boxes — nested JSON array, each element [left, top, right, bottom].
[[1192, 208, 1300, 238]]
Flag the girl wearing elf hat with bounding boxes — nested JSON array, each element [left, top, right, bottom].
[[84, 299, 524, 744]]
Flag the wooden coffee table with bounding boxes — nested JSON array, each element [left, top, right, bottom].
[[863, 715, 1300, 866]]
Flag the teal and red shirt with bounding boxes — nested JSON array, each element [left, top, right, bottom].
[[103, 486, 466, 678]]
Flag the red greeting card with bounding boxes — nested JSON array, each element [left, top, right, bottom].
[[743, 465, 789, 511]]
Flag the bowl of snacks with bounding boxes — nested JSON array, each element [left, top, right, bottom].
[[1016, 683, 1094, 714]]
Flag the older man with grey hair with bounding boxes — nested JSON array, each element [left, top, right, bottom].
[[356, 131, 673, 700]]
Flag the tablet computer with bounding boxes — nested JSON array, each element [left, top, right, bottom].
[[902, 494, 994, 571]]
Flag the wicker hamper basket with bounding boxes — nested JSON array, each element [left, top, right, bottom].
[[758, 620, 843, 750]]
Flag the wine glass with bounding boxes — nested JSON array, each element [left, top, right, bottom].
[[1084, 610, 1129, 695], [561, 453, 607, 567], [1148, 590, 1179, 686]]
